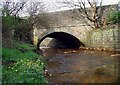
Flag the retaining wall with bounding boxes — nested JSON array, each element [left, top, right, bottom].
[[86, 26, 120, 51]]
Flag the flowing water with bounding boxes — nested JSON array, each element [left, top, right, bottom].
[[41, 48, 119, 83]]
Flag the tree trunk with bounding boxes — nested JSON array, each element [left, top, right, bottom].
[[94, 20, 99, 29]]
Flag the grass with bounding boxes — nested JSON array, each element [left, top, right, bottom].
[[14, 42, 36, 51], [2, 42, 48, 83]]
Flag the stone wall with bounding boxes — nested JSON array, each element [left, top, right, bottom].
[[86, 26, 120, 51]]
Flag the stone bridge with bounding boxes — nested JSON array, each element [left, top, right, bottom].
[[35, 26, 92, 49], [33, 5, 120, 51], [33, 8, 95, 49]]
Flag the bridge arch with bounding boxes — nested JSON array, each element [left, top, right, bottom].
[[37, 32, 85, 50]]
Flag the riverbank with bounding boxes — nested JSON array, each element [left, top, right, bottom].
[[2, 42, 48, 83]]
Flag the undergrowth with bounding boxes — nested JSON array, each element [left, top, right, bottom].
[[2, 42, 48, 83]]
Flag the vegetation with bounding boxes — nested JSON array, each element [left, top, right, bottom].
[[2, 15, 33, 43], [1, 0, 119, 84], [2, 42, 48, 83], [107, 10, 120, 24], [1, 14, 49, 83], [2, 15, 19, 30], [2, 1, 50, 83], [2, 1, 50, 44]]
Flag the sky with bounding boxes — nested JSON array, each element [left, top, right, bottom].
[[43, 0, 120, 12], [0, 0, 120, 16], [1, 0, 120, 11]]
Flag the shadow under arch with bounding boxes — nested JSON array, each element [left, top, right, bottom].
[[37, 32, 85, 50]]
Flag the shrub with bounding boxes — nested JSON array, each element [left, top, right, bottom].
[[2, 48, 21, 61], [2, 16, 19, 30], [2, 43, 37, 62], [2, 59, 48, 83], [14, 42, 35, 51], [2, 42, 47, 83], [107, 10, 120, 24], [2, 48, 39, 62]]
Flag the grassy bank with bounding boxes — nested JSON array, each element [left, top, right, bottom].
[[2, 42, 48, 83]]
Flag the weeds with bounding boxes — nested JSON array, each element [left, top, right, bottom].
[[2, 42, 48, 83]]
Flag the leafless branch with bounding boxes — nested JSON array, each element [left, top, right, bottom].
[[2, 1, 27, 16], [57, 0, 106, 28], [26, 2, 46, 27]]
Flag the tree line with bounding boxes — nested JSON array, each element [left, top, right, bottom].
[[2, 0, 49, 44]]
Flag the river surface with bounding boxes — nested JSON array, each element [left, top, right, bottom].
[[41, 48, 119, 83]]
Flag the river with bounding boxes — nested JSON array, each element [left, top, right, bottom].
[[40, 48, 119, 83]]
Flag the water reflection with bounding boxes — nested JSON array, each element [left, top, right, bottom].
[[40, 48, 119, 83]]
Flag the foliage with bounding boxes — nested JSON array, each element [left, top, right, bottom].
[[3, 59, 47, 83], [2, 1, 48, 83], [2, 48, 39, 62], [107, 10, 120, 24], [2, 43, 38, 62], [2, 42, 48, 83], [14, 19, 33, 42], [14, 42, 35, 51], [2, 16, 19, 30], [2, 6, 33, 43], [2, 6, 10, 16], [2, 48, 21, 61], [2, 16, 19, 38], [2, 15, 33, 43]]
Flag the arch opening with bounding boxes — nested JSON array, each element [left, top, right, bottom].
[[37, 32, 85, 49]]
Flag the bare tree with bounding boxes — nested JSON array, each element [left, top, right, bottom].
[[57, 0, 108, 29], [26, 1, 46, 27], [2, 0, 26, 17]]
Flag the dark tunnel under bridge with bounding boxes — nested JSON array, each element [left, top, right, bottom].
[[37, 32, 85, 50]]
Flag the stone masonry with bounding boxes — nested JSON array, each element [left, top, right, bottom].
[[33, 4, 120, 51]]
